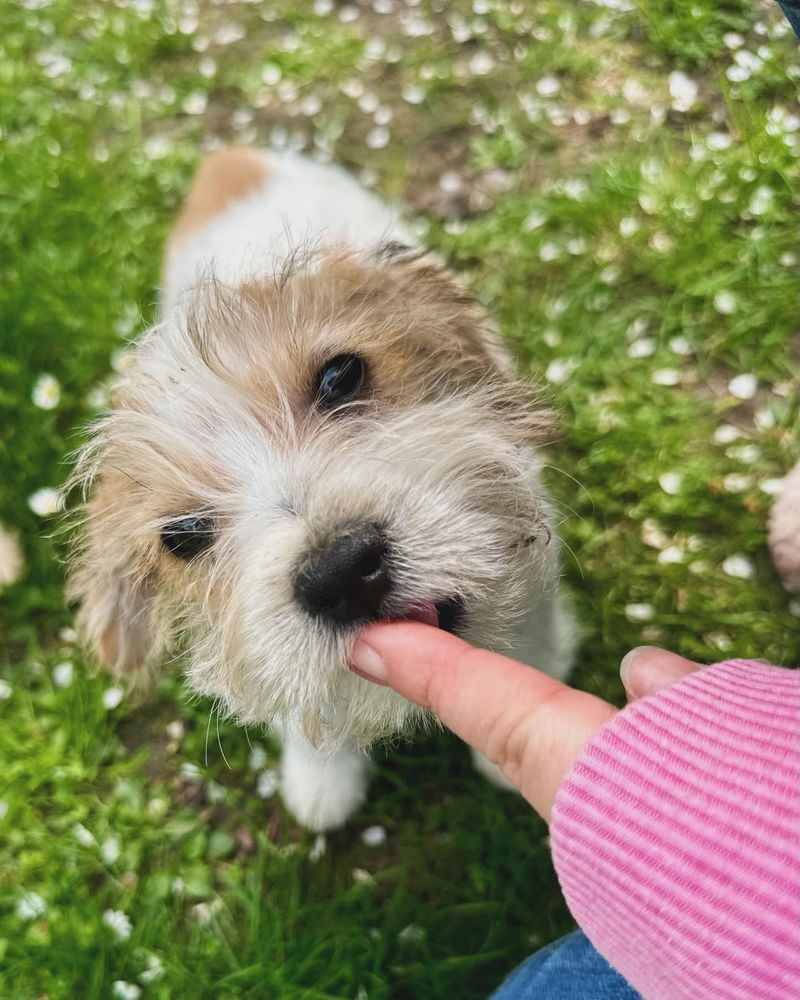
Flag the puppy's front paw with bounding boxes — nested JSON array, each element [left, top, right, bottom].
[[280, 742, 370, 831]]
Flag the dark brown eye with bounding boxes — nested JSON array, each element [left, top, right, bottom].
[[160, 516, 215, 560], [314, 353, 367, 410]]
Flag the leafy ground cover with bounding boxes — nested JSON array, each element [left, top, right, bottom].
[[1, 1, 798, 996]]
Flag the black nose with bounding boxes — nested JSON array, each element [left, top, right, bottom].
[[294, 523, 391, 625]]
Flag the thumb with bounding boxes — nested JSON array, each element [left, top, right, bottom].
[[349, 621, 616, 822], [620, 645, 703, 701]]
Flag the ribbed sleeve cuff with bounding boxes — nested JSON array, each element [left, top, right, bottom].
[[550, 660, 800, 1000]]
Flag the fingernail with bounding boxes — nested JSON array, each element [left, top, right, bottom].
[[349, 639, 388, 684], [619, 645, 654, 695]]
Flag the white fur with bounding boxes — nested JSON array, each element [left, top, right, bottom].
[[162, 151, 413, 312]]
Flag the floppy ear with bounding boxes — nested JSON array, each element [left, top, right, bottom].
[[67, 472, 163, 692]]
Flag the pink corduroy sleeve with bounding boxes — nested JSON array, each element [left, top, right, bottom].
[[550, 659, 800, 1000]]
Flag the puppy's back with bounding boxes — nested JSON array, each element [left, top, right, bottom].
[[162, 147, 410, 311]]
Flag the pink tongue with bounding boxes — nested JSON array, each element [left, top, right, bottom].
[[402, 601, 439, 628]]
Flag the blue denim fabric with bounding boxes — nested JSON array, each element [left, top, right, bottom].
[[490, 931, 642, 1000], [778, 0, 800, 37]]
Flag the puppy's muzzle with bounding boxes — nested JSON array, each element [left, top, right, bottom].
[[294, 522, 390, 626]]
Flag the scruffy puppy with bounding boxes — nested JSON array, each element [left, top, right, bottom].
[[69, 147, 576, 830]]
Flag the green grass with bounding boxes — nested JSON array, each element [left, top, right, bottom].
[[1, 1, 798, 997]]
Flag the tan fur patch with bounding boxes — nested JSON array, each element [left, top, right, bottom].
[[168, 146, 268, 249]]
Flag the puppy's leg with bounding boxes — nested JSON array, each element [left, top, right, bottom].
[[471, 588, 578, 793], [279, 727, 371, 831]]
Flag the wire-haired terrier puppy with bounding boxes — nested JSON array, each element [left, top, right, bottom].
[[69, 147, 576, 830]]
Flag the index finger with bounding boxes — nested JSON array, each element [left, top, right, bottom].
[[350, 621, 616, 820]]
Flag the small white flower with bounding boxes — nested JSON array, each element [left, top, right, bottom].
[[182, 92, 208, 116], [563, 178, 588, 200], [619, 216, 639, 237], [567, 237, 587, 255], [727, 373, 757, 400], [723, 31, 744, 49], [535, 75, 560, 97], [180, 762, 202, 780], [649, 232, 673, 253], [401, 84, 425, 104], [722, 473, 751, 493], [706, 632, 732, 651], [539, 241, 561, 262], [748, 185, 773, 216], [102, 686, 124, 710], [52, 661, 73, 688], [759, 478, 784, 496], [144, 135, 171, 159], [248, 745, 267, 771], [641, 519, 668, 550], [146, 797, 167, 818], [214, 23, 245, 45], [101, 835, 121, 864], [300, 94, 322, 117], [542, 329, 561, 348], [352, 867, 376, 885], [668, 336, 692, 356], [0, 525, 23, 588], [37, 52, 72, 78], [780, 252, 798, 268], [546, 358, 577, 384], [438, 170, 462, 193], [361, 825, 387, 847], [398, 923, 426, 944], [192, 899, 222, 924], [0, 680, 11, 701], [651, 368, 680, 386], [17, 892, 46, 920], [28, 488, 63, 516], [139, 953, 164, 984], [112, 981, 141, 1000], [262, 63, 282, 86], [713, 290, 738, 315], [32, 373, 61, 410], [658, 545, 685, 565], [668, 70, 698, 112], [755, 406, 776, 429], [622, 79, 647, 104], [205, 780, 225, 804], [659, 472, 682, 495], [366, 126, 390, 149], [713, 424, 742, 444], [722, 554, 755, 580], [73, 822, 96, 846], [309, 833, 327, 862], [171, 877, 185, 896], [625, 603, 655, 622], [103, 909, 132, 940], [166, 720, 185, 741], [728, 444, 760, 464], [468, 51, 494, 76], [627, 337, 656, 359], [707, 131, 733, 151], [523, 210, 547, 231], [257, 768, 280, 799]]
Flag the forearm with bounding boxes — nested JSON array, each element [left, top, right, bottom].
[[550, 660, 800, 1000]]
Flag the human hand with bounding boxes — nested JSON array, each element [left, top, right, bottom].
[[349, 627, 701, 822]]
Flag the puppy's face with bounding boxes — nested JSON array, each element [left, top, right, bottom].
[[69, 247, 555, 747]]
